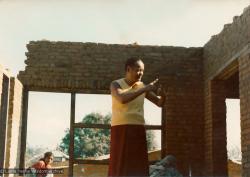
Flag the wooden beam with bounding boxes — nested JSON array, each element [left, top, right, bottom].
[[74, 159, 109, 165], [26, 87, 110, 94], [73, 159, 158, 165], [19, 87, 29, 174], [216, 59, 239, 80], [73, 123, 161, 130], [161, 105, 167, 158], [68, 93, 75, 177], [74, 123, 110, 129], [145, 125, 162, 130]]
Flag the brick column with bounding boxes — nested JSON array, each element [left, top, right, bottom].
[[4, 78, 23, 173], [239, 54, 250, 177], [164, 85, 204, 176], [204, 80, 228, 176]]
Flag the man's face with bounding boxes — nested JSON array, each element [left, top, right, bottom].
[[127, 60, 144, 82], [45, 156, 53, 165]]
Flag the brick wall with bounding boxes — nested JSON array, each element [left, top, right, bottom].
[[203, 6, 250, 80], [18, 41, 204, 176], [204, 80, 228, 176], [18, 41, 203, 93], [202, 5, 250, 177], [164, 70, 204, 175], [4, 77, 23, 172], [225, 72, 239, 99], [239, 54, 250, 177], [14, 5, 250, 176]]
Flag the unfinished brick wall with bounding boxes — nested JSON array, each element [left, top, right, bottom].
[[203, 5, 250, 177], [239, 54, 250, 177], [204, 6, 250, 79], [19, 42, 203, 93], [14, 4, 250, 177], [5, 77, 23, 172], [0, 65, 23, 177], [18, 42, 204, 176]]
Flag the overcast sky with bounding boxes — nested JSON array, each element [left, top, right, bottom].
[[0, 0, 247, 155]]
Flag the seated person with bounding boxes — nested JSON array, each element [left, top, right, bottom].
[[150, 155, 183, 177], [29, 151, 53, 177]]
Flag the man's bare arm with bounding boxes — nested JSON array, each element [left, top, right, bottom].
[[110, 79, 159, 104], [146, 86, 166, 107]]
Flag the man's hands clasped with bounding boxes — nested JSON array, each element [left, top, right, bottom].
[[144, 78, 167, 97], [144, 78, 159, 92]]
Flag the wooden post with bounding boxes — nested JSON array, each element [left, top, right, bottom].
[[161, 105, 167, 158], [19, 87, 29, 174], [68, 93, 75, 177]]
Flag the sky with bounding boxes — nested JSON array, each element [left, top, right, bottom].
[[26, 92, 161, 150], [0, 0, 247, 157]]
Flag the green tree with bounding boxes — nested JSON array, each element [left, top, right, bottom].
[[59, 112, 156, 158]]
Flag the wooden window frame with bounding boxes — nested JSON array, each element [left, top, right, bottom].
[[19, 91, 166, 177]]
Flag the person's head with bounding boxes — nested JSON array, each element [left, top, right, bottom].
[[125, 57, 144, 83], [43, 152, 53, 165]]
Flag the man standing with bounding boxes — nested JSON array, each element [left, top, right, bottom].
[[108, 57, 166, 176]]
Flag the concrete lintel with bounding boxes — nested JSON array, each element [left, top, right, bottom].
[[27, 87, 110, 95], [209, 43, 250, 80]]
